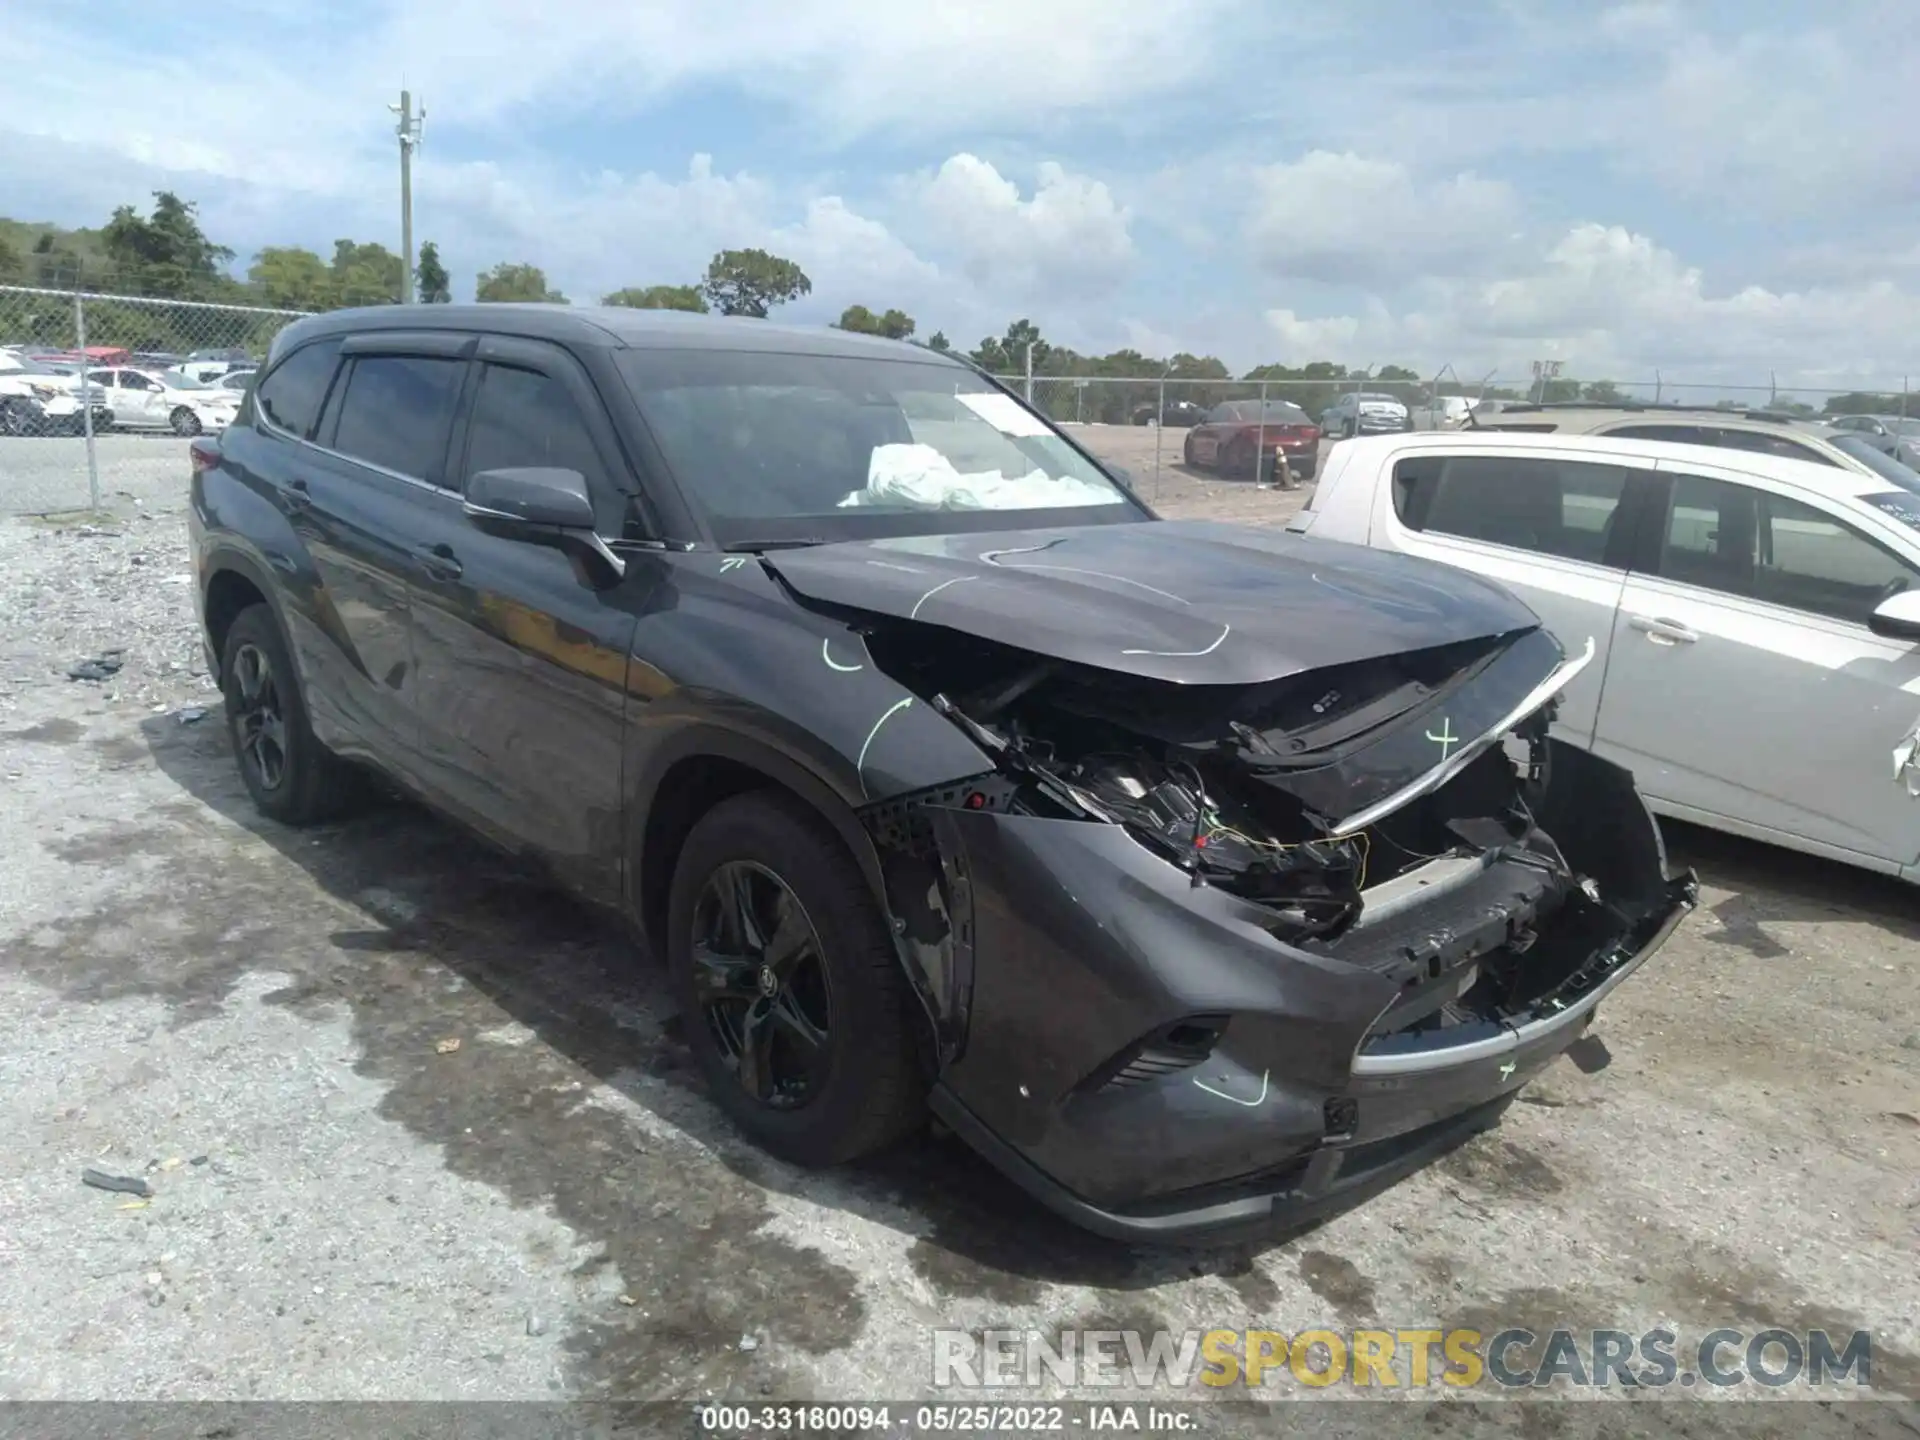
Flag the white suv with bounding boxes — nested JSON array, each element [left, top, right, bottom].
[[0, 352, 112, 436], [1321, 390, 1411, 438]]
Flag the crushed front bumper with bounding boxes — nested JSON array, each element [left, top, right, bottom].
[[900, 743, 1695, 1246]]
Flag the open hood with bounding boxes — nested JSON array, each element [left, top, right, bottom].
[[763, 518, 1540, 685]]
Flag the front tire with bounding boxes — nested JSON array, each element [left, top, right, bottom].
[[171, 406, 203, 437], [670, 790, 925, 1167], [219, 603, 358, 825]]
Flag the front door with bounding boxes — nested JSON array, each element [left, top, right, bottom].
[[1592, 462, 1920, 868], [407, 338, 653, 903]]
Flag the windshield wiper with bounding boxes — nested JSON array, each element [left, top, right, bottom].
[[721, 537, 833, 552]]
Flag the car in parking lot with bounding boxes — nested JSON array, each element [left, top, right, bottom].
[[1464, 401, 1920, 489], [1321, 391, 1412, 438], [188, 304, 1691, 1243], [1181, 398, 1320, 483], [1130, 398, 1208, 427], [86, 366, 242, 435], [0, 350, 113, 436], [1292, 429, 1920, 880], [1824, 414, 1920, 468]]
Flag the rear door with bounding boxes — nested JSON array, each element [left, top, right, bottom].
[[1372, 446, 1650, 745], [1591, 459, 1920, 868], [1187, 403, 1237, 467], [406, 336, 658, 903], [272, 333, 471, 772]]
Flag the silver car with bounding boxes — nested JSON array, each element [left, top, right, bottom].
[[1292, 430, 1920, 880]]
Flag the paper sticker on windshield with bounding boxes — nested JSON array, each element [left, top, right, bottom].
[[1861, 491, 1920, 531], [957, 392, 1051, 438]]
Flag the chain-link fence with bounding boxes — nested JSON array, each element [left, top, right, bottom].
[[994, 370, 1920, 506], [6, 279, 1916, 517], [0, 284, 312, 516]]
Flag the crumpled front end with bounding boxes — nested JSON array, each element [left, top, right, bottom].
[[851, 616, 1695, 1243]]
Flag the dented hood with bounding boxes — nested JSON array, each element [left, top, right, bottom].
[[763, 518, 1540, 684]]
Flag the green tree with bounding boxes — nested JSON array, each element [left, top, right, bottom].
[[970, 319, 1051, 375], [601, 284, 708, 312], [329, 240, 405, 306], [248, 247, 334, 310], [1243, 360, 1355, 419], [835, 304, 915, 339], [100, 191, 233, 296], [699, 248, 810, 317], [476, 262, 567, 303], [0, 235, 19, 283], [926, 330, 951, 353], [415, 241, 451, 303]]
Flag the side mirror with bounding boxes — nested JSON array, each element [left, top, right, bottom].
[[1869, 588, 1920, 640], [463, 467, 625, 584]]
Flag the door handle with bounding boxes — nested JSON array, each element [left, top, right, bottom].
[[415, 542, 463, 580], [284, 478, 312, 511], [1627, 613, 1697, 645]]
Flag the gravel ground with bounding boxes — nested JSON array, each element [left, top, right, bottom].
[[2, 463, 1919, 1425]]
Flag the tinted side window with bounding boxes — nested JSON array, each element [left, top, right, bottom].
[[1660, 474, 1919, 621], [329, 355, 464, 482], [463, 365, 620, 530], [1706, 427, 1837, 466], [1394, 455, 1629, 565], [254, 339, 343, 438], [1605, 423, 1711, 446]]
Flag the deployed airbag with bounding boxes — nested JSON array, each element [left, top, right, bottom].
[[839, 442, 1122, 512]]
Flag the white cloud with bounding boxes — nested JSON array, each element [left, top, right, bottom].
[[911, 155, 1134, 302], [1260, 223, 1920, 388], [1245, 151, 1523, 286]]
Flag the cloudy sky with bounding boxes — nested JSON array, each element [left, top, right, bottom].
[[6, 0, 1919, 392]]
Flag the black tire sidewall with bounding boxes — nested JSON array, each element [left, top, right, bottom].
[[220, 604, 324, 822], [668, 792, 921, 1166]]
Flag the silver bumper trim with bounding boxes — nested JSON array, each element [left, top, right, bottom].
[[1328, 636, 1597, 836]]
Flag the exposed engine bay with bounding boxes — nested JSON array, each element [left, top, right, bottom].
[[856, 618, 1675, 1052]]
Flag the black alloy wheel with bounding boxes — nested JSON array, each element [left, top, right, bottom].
[[218, 602, 361, 825], [690, 860, 834, 1110], [669, 790, 925, 1166], [230, 640, 290, 793]]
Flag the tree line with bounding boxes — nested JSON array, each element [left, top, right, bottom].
[[1, 192, 1896, 419]]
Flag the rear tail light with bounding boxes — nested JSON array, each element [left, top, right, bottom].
[[188, 439, 220, 474]]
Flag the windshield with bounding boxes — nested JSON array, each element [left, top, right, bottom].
[[0, 355, 58, 376], [618, 349, 1141, 546], [1830, 434, 1920, 491]]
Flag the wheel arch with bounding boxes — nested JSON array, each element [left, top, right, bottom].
[[200, 545, 290, 685], [628, 725, 893, 959]]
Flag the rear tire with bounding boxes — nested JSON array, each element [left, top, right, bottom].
[[219, 603, 360, 825], [670, 790, 925, 1167]]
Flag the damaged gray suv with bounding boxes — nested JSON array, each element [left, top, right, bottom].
[[188, 305, 1696, 1244]]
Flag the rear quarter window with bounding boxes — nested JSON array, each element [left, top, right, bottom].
[[1393, 454, 1630, 565], [251, 339, 342, 439]]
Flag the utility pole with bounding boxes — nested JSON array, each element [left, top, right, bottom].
[[390, 90, 425, 303]]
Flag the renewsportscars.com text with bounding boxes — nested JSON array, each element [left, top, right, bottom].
[[932, 1327, 1875, 1391]]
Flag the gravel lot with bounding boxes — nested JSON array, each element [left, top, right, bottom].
[[2, 438, 1919, 1423]]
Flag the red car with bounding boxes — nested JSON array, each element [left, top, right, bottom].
[[1182, 399, 1320, 484]]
